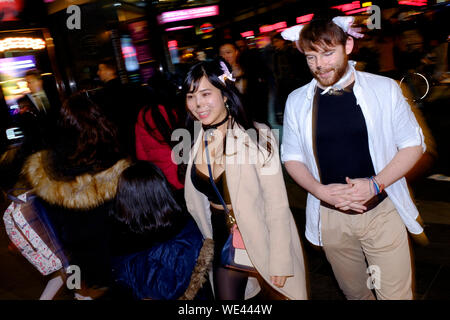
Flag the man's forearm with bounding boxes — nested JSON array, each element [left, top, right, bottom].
[[375, 145, 423, 188], [284, 160, 322, 198]]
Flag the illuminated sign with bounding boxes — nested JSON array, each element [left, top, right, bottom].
[[168, 40, 178, 49], [296, 14, 314, 25], [398, 0, 427, 6], [120, 37, 139, 72], [0, 37, 46, 52], [157, 5, 219, 24], [241, 31, 254, 38], [165, 25, 194, 32], [199, 23, 214, 33], [0, 55, 36, 112], [259, 21, 287, 33], [332, 1, 374, 15], [332, 1, 361, 12]]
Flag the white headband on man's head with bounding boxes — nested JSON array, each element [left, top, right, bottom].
[[281, 16, 364, 42]]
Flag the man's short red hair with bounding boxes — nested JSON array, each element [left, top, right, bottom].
[[297, 20, 348, 53]]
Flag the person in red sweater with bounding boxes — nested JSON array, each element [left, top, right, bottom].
[[135, 105, 183, 190], [135, 71, 186, 193]]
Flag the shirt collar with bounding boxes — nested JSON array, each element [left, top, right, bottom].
[[307, 60, 358, 99]]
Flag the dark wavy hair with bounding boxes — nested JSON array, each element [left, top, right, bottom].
[[182, 59, 272, 158], [54, 91, 120, 171], [114, 161, 184, 234]]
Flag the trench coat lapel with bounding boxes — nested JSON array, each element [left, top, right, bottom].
[[224, 124, 243, 208]]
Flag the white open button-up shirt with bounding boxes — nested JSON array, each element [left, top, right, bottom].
[[281, 62, 426, 246]]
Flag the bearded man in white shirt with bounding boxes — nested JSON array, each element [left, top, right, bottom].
[[280, 16, 426, 300]]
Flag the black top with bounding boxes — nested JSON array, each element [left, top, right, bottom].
[[191, 163, 230, 205], [315, 83, 375, 185]]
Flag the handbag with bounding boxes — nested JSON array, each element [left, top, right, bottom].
[[3, 190, 69, 276], [204, 135, 256, 273]]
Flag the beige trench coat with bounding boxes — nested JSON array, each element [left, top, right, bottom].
[[184, 122, 307, 300]]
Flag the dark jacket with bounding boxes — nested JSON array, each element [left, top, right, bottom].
[[110, 217, 214, 300], [22, 150, 131, 287]]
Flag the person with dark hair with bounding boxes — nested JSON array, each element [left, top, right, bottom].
[[281, 16, 426, 300], [219, 41, 270, 124], [182, 59, 307, 300], [271, 32, 311, 124], [109, 161, 213, 300], [135, 71, 186, 193], [22, 91, 131, 299], [219, 42, 246, 94], [15, 69, 60, 167], [96, 58, 143, 159]]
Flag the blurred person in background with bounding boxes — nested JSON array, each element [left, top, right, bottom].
[[22, 91, 130, 299], [135, 70, 186, 202], [16, 69, 60, 156], [219, 42, 246, 94], [271, 32, 311, 124], [219, 41, 270, 124], [96, 58, 144, 159]]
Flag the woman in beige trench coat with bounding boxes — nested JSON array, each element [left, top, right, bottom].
[[182, 60, 307, 300]]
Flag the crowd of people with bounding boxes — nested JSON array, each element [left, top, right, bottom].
[[1, 7, 448, 301]]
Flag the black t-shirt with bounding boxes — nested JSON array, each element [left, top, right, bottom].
[[315, 83, 375, 185]]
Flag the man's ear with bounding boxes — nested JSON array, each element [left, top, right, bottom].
[[345, 36, 354, 55]]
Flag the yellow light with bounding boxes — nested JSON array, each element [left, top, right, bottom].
[[0, 37, 46, 52], [362, 2, 372, 7]]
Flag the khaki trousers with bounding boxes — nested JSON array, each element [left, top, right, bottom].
[[320, 197, 413, 300]]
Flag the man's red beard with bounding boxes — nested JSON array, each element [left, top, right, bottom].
[[313, 56, 348, 87]]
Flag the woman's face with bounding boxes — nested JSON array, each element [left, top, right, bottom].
[[219, 44, 238, 66], [186, 76, 228, 126]]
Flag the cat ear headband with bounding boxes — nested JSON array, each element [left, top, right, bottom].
[[281, 16, 364, 42], [218, 61, 236, 84]]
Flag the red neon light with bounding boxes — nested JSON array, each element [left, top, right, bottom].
[[273, 21, 287, 30], [168, 40, 178, 48], [259, 21, 287, 33], [259, 25, 272, 33], [332, 1, 361, 12], [296, 14, 314, 24], [157, 5, 219, 24], [241, 31, 254, 38], [345, 7, 371, 15], [165, 25, 193, 32], [398, 1, 427, 6]]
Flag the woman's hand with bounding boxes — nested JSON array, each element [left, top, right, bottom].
[[270, 276, 288, 288]]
